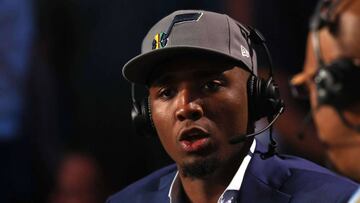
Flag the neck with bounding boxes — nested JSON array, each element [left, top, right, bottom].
[[180, 176, 230, 203]]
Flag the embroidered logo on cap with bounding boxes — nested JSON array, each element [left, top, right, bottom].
[[241, 45, 250, 58], [152, 32, 167, 50], [151, 12, 203, 50]]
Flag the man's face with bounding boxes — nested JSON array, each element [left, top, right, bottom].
[[149, 58, 250, 178], [299, 30, 344, 145], [292, 9, 360, 177]]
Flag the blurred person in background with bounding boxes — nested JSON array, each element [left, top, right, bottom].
[[50, 152, 106, 203], [290, 0, 360, 201]]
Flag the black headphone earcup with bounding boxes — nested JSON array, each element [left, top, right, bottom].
[[247, 75, 283, 121], [264, 77, 283, 114], [247, 75, 256, 122], [315, 58, 360, 109], [131, 98, 157, 137], [315, 68, 337, 107]]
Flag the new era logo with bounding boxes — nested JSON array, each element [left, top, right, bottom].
[[241, 45, 250, 58]]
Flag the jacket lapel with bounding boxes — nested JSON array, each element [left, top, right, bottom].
[[138, 167, 177, 203], [238, 140, 292, 203]]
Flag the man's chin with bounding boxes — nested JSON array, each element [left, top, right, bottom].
[[179, 156, 220, 179]]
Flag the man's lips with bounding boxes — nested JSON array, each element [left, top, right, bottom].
[[178, 127, 211, 152]]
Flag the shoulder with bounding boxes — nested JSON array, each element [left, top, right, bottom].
[[275, 153, 355, 184], [106, 164, 177, 203], [247, 141, 358, 202], [278, 154, 358, 202]]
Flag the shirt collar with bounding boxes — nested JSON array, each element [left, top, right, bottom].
[[168, 139, 256, 203], [348, 187, 360, 203]]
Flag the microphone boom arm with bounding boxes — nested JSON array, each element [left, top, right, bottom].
[[229, 106, 284, 144]]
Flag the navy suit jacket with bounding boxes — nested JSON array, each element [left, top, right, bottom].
[[107, 140, 358, 203]]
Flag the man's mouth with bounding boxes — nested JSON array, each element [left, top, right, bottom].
[[179, 128, 211, 152]]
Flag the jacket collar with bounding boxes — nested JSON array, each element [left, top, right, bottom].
[[153, 140, 292, 203], [137, 165, 177, 203], [238, 139, 291, 202], [159, 165, 177, 190]]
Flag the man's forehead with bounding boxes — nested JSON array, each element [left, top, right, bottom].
[[338, 10, 360, 57], [307, 30, 340, 68], [151, 68, 228, 86], [147, 58, 249, 86]]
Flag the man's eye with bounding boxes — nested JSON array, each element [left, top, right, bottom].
[[158, 88, 175, 99], [203, 80, 222, 92]]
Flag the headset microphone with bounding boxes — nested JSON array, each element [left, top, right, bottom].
[[229, 105, 284, 144]]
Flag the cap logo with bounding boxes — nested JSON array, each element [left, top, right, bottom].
[[241, 45, 250, 58], [152, 32, 167, 50], [151, 12, 203, 50]]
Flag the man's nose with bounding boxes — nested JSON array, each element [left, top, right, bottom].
[[175, 90, 204, 121]]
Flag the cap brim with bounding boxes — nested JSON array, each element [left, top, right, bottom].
[[122, 46, 251, 85]]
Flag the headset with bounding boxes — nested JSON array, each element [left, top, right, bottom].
[[131, 14, 284, 150], [310, 0, 360, 131]]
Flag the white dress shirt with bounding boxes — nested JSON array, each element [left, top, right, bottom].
[[348, 187, 360, 203], [168, 140, 256, 203]]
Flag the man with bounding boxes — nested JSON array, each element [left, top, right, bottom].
[[290, 0, 360, 201], [108, 10, 357, 203]]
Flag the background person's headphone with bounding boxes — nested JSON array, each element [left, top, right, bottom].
[[131, 16, 284, 142], [310, 0, 360, 130]]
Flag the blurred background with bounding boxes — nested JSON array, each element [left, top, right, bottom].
[[0, 0, 323, 202]]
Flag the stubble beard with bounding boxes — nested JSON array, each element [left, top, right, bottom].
[[179, 155, 221, 179]]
